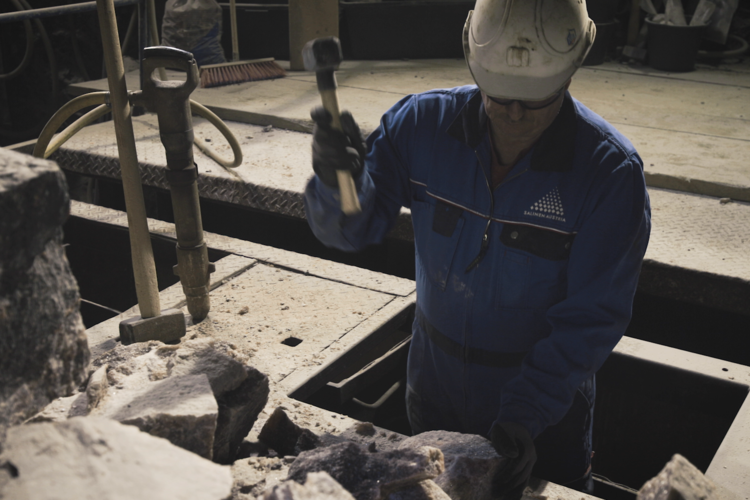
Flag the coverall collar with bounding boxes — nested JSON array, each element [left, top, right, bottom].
[[447, 88, 578, 173]]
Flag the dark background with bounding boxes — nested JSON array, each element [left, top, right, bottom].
[[2, 0, 749, 148]]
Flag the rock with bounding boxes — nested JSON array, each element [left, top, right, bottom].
[[95, 338, 268, 463], [33, 338, 269, 463], [0, 148, 70, 277], [0, 149, 89, 446], [230, 457, 290, 499], [0, 417, 232, 500], [288, 441, 445, 500], [93, 373, 219, 459], [398, 431, 505, 500], [85, 364, 109, 411], [260, 471, 355, 500], [214, 365, 270, 464], [257, 407, 348, 457], [25, 392, 88, 423], [637, 454, 740, 500], [389, 480, 452, 500], [258, 407, 306, 456]]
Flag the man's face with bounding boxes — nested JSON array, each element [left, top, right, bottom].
[[481, 83, 569, 142]]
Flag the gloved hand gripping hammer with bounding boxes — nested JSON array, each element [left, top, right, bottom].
[[302, 37, 362, 215]]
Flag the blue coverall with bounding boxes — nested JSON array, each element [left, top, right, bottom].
[[304, 86, 651, 487]]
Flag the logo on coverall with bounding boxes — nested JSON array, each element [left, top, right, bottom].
[[524, 187, 566, 222]]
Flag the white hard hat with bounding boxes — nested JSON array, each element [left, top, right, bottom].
[[463, 0, 596, 101]]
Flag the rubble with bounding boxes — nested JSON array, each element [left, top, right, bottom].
[[288, 441, 445, 500], [0, 417, 232, 500], [389, 480, 453, 500], [637, 454, 740, 500], [257, 407, 347, 457], [231, 457, 291, 499], [260, 471, 355, 500], [0, 149, 89, 446], [398, 431, 505, 500], [32, 338, 269, 463]]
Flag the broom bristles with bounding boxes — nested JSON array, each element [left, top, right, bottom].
[[199, 59, 286, 88]]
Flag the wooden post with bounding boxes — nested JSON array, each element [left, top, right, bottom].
[[289, 0, 338, 71]]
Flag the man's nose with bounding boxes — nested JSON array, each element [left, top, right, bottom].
[[506, 101, 525, 121]]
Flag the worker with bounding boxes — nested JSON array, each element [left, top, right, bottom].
[[161, 0, 226, 66], [304, 0, 651, 497]]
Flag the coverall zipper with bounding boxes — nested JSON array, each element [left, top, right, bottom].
[[465, 149, 529, 273]]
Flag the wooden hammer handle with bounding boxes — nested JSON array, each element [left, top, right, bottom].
[[320, 88, 362, 215]]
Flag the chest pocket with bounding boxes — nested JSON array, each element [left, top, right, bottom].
[[495, 223, 575, 310], [413, 199, 465, 291]]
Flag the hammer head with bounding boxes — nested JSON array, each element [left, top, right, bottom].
[[302, 37, 343, 72]]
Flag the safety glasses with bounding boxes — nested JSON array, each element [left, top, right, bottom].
[[487, 87, 565, 110]]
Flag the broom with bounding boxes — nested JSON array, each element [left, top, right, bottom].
[[199, 0, 286, 88]]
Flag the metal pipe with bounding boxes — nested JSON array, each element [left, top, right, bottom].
[[96, 0, 161, 318], [0, 0, 141, 24]]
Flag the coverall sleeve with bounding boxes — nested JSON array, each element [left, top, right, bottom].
[[304, 95, 417, 251], [496, 155, 651, 439]]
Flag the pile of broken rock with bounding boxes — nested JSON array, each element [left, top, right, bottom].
[[1, 333, 506, 500]]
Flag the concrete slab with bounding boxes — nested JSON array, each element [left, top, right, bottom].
[[73, 201, 416, 391], [66, 58, 750, 202]]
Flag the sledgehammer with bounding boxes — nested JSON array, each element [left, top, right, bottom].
[[302, 37, 361, 215]]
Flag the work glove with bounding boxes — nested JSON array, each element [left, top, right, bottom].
[[310, 106, 366, 189], [490, 421, 537, 500]]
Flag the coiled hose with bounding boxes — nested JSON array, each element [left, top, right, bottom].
[[33, 90, 243, 171]]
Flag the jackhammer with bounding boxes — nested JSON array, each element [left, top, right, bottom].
[[136, 46, 215, 323]]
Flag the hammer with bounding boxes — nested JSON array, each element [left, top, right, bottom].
[[302, 37, 361, 215]]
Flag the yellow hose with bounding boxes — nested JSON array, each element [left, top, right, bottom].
[[34, 95, 242, 170], [190, 99, 243, 169], [33, 92, 109, 158]]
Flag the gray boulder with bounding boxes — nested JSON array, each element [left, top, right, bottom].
[[0, 417, 232, 500], [288, 441, 445, 500], [398, 431, 505, 500], [0, 148, 89, 446], [637, 454, 740, 500], [34, 338, 269, 463], [94, 372, 219, 459], [260, 471, 355, 500]]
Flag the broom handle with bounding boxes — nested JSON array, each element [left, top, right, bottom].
[[230, 0, 239, 62]]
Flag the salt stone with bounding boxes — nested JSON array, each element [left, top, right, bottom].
[[0, 149, 89, 445], [637, 454, 740, 500], [258, 406, 306, 456], [231, 457, 290, 499], [260, 471, 355, 500], [93, 373, 218, 459], [288, 441, 445, 500], [398, 430, 505, 500], [0, 417, 232, 500], [32, 338, 269, 463]]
